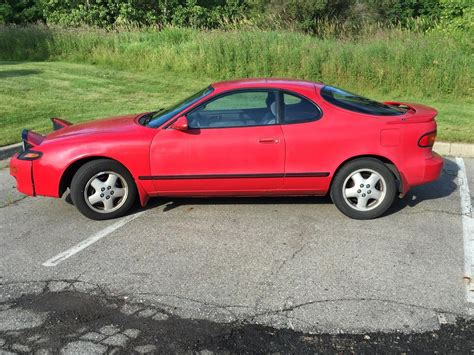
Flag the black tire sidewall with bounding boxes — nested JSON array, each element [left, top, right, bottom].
[[70, 159, 137, 220], [330, 158, 396, 220]]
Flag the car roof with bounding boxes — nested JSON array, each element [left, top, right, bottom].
[[211, 78, 325, 91]]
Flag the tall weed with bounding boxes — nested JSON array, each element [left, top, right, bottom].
[[0, 24, 471, 97]]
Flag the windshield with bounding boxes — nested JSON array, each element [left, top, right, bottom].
[[321, 86, 406, 116], [144, 86, 214, 128]]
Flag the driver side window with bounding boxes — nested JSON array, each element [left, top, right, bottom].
[[187, 90, 277, 129]]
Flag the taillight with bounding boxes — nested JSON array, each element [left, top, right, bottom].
[[418, 131, 436, 147]]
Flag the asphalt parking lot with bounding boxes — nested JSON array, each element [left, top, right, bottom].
[[1, 156, 473, 353]]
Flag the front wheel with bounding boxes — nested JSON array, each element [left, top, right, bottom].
[[330, 158, 397, 219], [70, 159, 137, 220]]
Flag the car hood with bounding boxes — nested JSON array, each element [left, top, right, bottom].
[[45, 114, 140, 141]]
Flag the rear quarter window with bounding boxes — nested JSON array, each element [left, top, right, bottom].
[[321, 86, 405, 116], [282, 92, 322, 124]]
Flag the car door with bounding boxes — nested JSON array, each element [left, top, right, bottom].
[[279, 90, 331, 194], [148, 89, 285, 195]]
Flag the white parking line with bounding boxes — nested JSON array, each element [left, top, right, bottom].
[[455, 157, 474, 305], [42, 211, 145, 267]]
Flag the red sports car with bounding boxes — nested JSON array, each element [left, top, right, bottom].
[[10, 79, 443, 220]]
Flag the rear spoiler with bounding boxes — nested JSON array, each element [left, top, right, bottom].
[[51, 117, 72, 131], [21, 117, 72, 151], [385, 101, 438, 124], [384, 101, 416, 113], [21, 129, 44, 151]]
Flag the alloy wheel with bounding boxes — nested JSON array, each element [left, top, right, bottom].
[[83, 171, 129, 213], [342, 168, 387, 211]]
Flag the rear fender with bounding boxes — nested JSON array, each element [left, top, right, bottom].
[[331, 154, 404, 195]]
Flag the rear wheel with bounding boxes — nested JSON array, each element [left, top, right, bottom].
[[70, 159, 137, 220], [330, 158, 396, 219]]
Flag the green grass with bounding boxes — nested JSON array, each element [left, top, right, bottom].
[[0, 61, 472, 146], [0, 61, 211, 146], [1, 26, 472, 99]]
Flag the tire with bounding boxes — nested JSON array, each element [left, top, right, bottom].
[[330, 158, 397, 220], [70, 159, 137, 220]]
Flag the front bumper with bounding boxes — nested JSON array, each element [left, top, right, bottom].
[[10, 153, 35, 196]]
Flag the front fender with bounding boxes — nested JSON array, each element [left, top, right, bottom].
[[32, 131, 156, 203]]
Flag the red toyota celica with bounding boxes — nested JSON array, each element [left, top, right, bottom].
[[10, 79, 443, 220]]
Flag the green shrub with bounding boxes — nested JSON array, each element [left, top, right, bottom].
[[435, 0, 473, 35], [39, 0, 248, 29]]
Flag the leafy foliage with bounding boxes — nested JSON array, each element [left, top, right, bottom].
[[0, 0, 472, 34], [435, 0, 473, 34], [0, 0, 43, 24], [39, 0, 248, 28]]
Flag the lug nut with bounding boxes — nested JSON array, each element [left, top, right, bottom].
[[362, 193, 366, 197], [357, 189, 361, 193], [110, 191, 114, 195], [360, 184, 364, 188], [101, 187, 105, 191], [367, 190, 371, 194], [366, 184, 370, 188], [106, 196, 110, 199], [107, 186, 111, 190], [100, 193, 104, 197]]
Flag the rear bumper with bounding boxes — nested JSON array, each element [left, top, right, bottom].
[[400, 151, 443, 195], [10, 154, 35, 196], [422, 151, 444, 183]]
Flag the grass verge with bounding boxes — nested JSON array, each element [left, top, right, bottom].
[[1, 61, 472, 146]]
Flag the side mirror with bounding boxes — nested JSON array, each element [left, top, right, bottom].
[[170, 116, 188, 131]]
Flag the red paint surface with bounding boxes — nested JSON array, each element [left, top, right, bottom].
[[10, 79, 443, 205]]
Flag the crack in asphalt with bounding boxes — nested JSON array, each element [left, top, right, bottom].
[[132, 291, 252, 321], [0, 195, 27, 209], [251, 231, 313, 313], [275, 235, 311, 275], [1, 279, 473, 353], [2, 278, 469, 327], [248, 297, 469, 321], [401, 208, 471, 217]]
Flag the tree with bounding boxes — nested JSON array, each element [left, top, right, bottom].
[[0, 0, 44, 24]]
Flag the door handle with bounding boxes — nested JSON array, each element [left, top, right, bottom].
[[259, 137, 280, 144]]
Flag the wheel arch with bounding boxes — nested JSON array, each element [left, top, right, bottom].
[[59, 156, 109, 197], [330, 155, 403, 194], [58, 156, 149, 207]]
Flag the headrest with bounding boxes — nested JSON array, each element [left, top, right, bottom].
[[270, 101, 276, 116]]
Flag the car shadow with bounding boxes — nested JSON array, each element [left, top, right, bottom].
[[0, 69, 41, 78], [385, 157, 458, 216], [144, 195, 332, 213]]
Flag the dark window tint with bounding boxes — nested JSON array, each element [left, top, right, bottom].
[[145, 86, 213, 128], [282, 92, 321, 123], [321, 86, 405, 116], [187, 90, 278, 129]]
